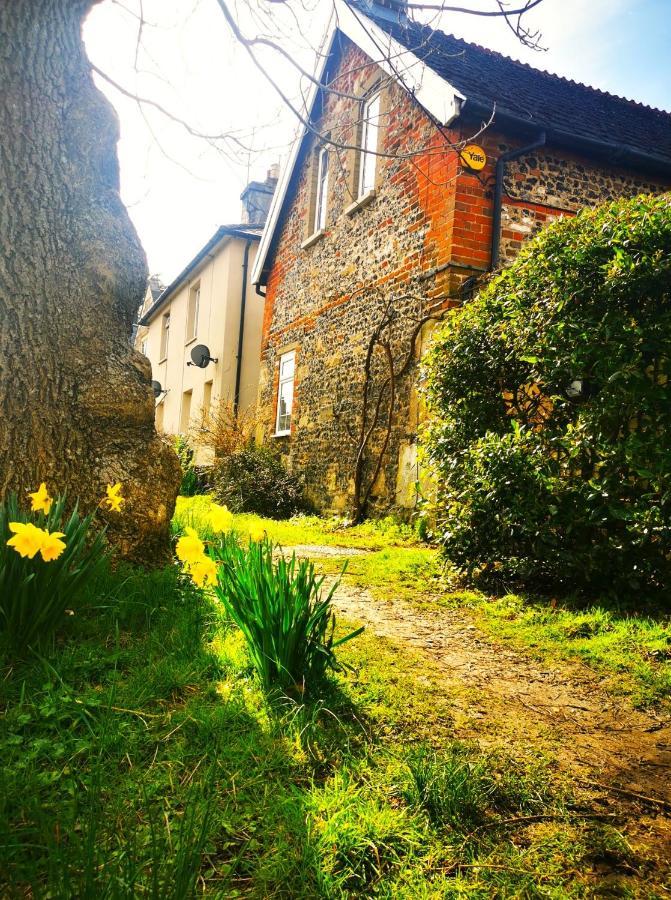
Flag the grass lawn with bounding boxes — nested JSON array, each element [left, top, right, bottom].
[[1, 498, 667, 896]]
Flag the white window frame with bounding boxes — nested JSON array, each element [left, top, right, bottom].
[[314, 146, 329, 233], [140, 338, 148, 357], [186, 282, 200, 342], [358, 89, 381, 199], [275, 350, 295, 436], [160, 312, 170, 360]]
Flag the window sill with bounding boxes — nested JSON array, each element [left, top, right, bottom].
[[185, 336, 198, 347], [272, 430, 291, 438], [345, 189, 376, 217], [301, 229, 325, 250], [158, 357, 168, 365]]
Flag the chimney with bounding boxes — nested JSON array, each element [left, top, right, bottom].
[[240, 165, 279, 226]]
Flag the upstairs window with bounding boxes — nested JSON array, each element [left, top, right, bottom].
[[358, 90, 381, 198], [187, 282, 200, 342], [275, 350, 295, 435], [160, 312, 170, 360], [314, 147, 329, 233]]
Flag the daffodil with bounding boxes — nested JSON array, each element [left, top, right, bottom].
[[7, 522, 45, 559], [186, 556, 217, 587], [104, 483, 124, 513], [248, 525, 266, 543], [28, 482, 53, 515], [176, 526, 205, 564], [39, 531, 66, 562], [209, 504, 233, 534]]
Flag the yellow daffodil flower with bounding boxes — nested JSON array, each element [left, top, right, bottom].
[[104, 483, 124, 513], [186, 556, 217, 587], [248, 525, 266, 543], [209, 504, 233, 534], [7, 522, 46, 559], [176, 526, 205, 564], [39, 531, 66, 562], [28, 482, 53, 515]]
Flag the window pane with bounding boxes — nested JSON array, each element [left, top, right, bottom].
[[280, 352, 295, 378], [160, 313, 170, 358], [187, 284, 200, 340], [315, 148, 329, 231], [276, 351, 295, 433], [359, 92, 381, 197]]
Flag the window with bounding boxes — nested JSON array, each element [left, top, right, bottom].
[[180, 389, 192, 434], [314, 147, 329, 233], [187, 282, 200, 342], [202, 380, 213, 422], [160, 312, 170, 360], [275, 351, 295, 435], [358, 90, 381, 198], [140, 338, 148, 357], [155, 401, 164, 433]]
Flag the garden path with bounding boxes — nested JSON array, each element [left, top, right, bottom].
[[309, 553, 671, 871]]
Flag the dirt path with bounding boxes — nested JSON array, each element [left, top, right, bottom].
[[306, 552, 671, 871]]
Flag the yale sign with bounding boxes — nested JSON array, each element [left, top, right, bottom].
[[460, 144, 487, 171]]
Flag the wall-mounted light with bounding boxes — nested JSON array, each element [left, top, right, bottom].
[[187, 344, 218, 368]]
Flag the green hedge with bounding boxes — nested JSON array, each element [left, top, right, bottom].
[[423, 193, 671, 598]]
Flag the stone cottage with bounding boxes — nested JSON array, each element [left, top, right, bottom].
[[251, 0, 671, 516]]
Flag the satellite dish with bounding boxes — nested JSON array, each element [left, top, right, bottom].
[[151, 380, 163, 398], [188, 344, 218, 368]]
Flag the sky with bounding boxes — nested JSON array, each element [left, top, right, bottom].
[[83, 0, 671, 284]]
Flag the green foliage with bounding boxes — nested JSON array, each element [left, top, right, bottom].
[[0, 547, 657, 896], [424, 193, 671, 597], [0, 494, 109, 651], [210, 535, 363, 698], [404, 743, 551, 831], [457, 590, 671, 709], [212, 444, 307, 518], [174, 434, 200, 496], [310, 768, 426, 894]]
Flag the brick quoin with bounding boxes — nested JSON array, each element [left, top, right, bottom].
[[257, 35, 671, 516]]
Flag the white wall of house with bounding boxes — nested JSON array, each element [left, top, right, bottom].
[[138, 235, 263, 463]]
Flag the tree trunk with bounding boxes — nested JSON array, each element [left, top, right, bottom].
[[0, 0, 180, 561]]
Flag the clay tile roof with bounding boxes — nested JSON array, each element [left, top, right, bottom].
[[353, 3, 671, 165]]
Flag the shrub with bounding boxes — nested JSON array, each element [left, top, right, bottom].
[[208, 535, 363, 698], [191, 398, 259, 459], [423, 194, 671, 598], [212, 445, 307, 518], [0, 491, 109, 651], [174, 435, 201, 496]]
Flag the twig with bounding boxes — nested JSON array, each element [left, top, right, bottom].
[[580, 779, 671, 813], [109, 704, 165, 719]]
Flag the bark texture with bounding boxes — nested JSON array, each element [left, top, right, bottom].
[[0, 0, 180, 561]]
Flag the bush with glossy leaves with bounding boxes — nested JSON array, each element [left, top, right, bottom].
[[423, 193, 671, 598]]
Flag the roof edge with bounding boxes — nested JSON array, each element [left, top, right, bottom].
[[462, 99, 671, 178], [251, 0, 463, 286], [140, 225, 261, 325]]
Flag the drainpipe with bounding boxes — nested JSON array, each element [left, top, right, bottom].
[[234, 239, 253, 415], [490, 130, 546, 271]]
